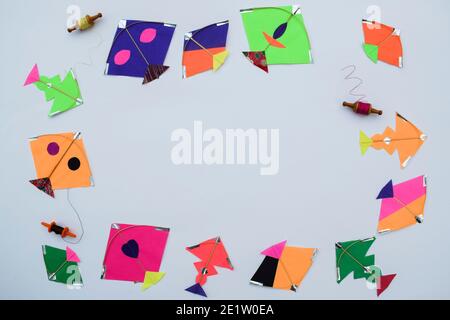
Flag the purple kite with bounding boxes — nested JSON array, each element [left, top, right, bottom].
[[105, 20, 176, 84]]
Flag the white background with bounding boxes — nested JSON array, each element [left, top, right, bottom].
[[1, 0, 449, 299]]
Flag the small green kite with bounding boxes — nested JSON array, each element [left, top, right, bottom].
[[42, 245, 83, 287], [24, 64, 83, 116], [335, 237, 397, 297]]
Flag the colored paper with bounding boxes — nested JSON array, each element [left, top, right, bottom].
[[362, 20, 403, 67], [377, 175, 427, 233], [24, 64, 83, 116], [182, 21, 229, 78], [241, 5, 312, 72], [377, 274, 397, 297], [101, 223, 169, 291], [42, 245, 82, 286], [105, 20, 176, 84], [360, 113, 427, 168], [250, 241, 316, 292], [28, 132, 93, 197], [66, 246, 81, 262], [142, 271, 165, 291], [185, 237, 233, 297]]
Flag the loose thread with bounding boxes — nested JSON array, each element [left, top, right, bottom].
[[341, 65, 366, 102], [63, 189, 84, 244], [73, 29, 105, 70]]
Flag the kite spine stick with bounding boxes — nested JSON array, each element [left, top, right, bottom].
[[37, 79, 80, 103], [336, 240, 373, 274], [197, 237, 220, 285]]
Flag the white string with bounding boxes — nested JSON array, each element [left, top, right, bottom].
[[341, 65, 366, 102], [73, 29, 105, 70], [63, 189, 84, 244]]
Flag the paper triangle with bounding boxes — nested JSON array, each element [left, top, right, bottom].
[[29, 177, 54, 198], [141, 271, 165, 291], [261, 240, 287, 259], [242, 51, 269, 73], [142, 64, 169, 84], [359, 131, 373, 155], [185, 283, 207, 297], [363, 44, 379, 63], [213, 50, 229, 71], [377, 180, 394, 199], [24, 64, 40, 86], [66, 246, 80, 263], [377, 273, 396, 296]]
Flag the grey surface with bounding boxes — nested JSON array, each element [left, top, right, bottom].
[[0, 0, 449, 299]]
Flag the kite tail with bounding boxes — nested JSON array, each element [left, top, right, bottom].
[[359, 130, 373, 155], [185, 283, 207, 297], [63, 189, 84, 244], [342, 65, 366, 102], [141, 271, 165, 291]]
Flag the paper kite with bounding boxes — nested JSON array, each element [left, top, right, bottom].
[[105, 20, 176, 84], [42, 245, 82, 287], [24, 64, 83, 116], [101, 223, 170, 291], [377, 175, 427, 233], [360, 113, 427, 168], [362, 20, 403, 67], [335, 237, 396, 297], [240, 5, 312, 73], [182, 21, 229, 78], [28, 132, 93, 198], [250, 241, 316, 292], [185, 237, 233, 297]]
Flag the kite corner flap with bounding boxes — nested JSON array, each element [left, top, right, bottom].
[[363, 44, 379, 63], [24, 64, 40, 86], [377, 180, 393, 199], [66, 246, 80, 262], [242, 51, 268, 73], [141, 271, 165, 291], [261, 240, 287, 258], [377, 273, 397, 297], [185, 283, 207, 297], [29, 177, 54, 198], [142, 64, 170, 84], [359, 130, 372, 155]]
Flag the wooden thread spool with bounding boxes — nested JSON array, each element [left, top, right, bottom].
[[41, 221, 76, 238], [67, 13, 102, 33], [342, 101, 382, 116]]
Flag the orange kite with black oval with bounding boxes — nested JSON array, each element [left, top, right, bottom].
[[29, 132, 93, 197]]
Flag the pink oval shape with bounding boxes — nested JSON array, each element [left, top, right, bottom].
[[114, 49, 131, 65], [140, 28, 157, 43]]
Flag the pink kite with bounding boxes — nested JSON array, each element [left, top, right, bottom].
[[101, 223, 170, 291]]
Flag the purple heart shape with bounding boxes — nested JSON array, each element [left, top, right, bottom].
[[121, 239, 139, 258]]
